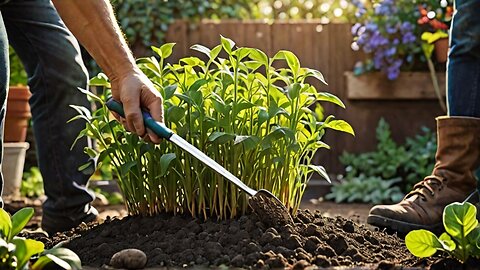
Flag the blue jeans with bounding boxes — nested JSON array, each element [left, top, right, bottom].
[[447, 0, 480, 116], [0, 0, 95, 219]]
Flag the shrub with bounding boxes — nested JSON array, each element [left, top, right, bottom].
[[327, 118, 436, 204], [73, 37, 353, 219], [9, 47, 27, 87]]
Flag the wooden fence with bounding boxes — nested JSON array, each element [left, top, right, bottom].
[[140, 20, 444, 175]]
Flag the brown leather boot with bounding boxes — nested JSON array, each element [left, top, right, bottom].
[[367, 116, 480, 235]]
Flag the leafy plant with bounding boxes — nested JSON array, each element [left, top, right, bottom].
[[327, 118, 436, 203], [326, 175, 403, 204], [73, 37, 353, 219], [0, 207, 81, 270], [406, 202, 480, 263], [20, 167, 44, 199], [9, 47, 28, 87]]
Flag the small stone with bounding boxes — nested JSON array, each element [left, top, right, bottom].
[[292, 259, 311, 270], [231, 254, 245, 267], [109, 249, 147, 269]]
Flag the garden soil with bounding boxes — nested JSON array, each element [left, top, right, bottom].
[[38, 209, 467, 270]]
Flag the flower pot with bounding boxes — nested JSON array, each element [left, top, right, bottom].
[[1, 142, 29, 197], [434, 37, 449, 63], [5, 86, 31, 142]]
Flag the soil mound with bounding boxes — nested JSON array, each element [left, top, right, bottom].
[[56, 209, 426, 269]]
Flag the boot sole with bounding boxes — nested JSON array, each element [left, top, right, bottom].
[[367, 214, 444, 236]]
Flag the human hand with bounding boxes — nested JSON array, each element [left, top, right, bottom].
[[110, 68, 163, 143]]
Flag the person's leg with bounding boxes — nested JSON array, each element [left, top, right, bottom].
[[367, 0, 480, 235], [0, 11, 9, 208], [0, 0, 96, 233], [447, 0, 480, 117]]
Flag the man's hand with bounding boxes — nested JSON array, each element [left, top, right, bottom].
[[111, 68, 163, 143], [52, 0, 164, 143]]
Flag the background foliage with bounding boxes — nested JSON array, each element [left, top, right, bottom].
[[9, 47, 28, 86], [327, 118, 437, 204]]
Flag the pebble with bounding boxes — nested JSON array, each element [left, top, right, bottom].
[[109, 248, 147, 269]]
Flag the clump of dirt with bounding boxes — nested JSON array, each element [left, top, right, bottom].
[[44, 209, 434, 269]]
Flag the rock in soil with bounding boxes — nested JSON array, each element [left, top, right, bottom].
[[39, 209, 454, 269], [109, 248, 147, 269]]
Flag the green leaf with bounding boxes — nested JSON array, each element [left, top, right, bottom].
[[316, 92, 345, 108], [160, 43, 175, 59], [324, 120, 355, 136], [439, 232, 456, 251], [88, 73, 110, 88], [36, 247, 82, 270], [189, 79, 208, 92], [12, 238, 45, 270], [405, 229, 442, 257], [11, 208, 34, 239], [304, 68, 328, 85], [220, 36, 235, 54], [208, 132, 235, 144], [444, 202, 478, 238], [160, 153, 176, 177], [308, 165, 331, 183], [166, 106, 186, 123], [163, 84, 177, 100], [248, 48, 269, 66], [191, 44, 211, 57], [275, 50, 300, 74], [119, 161, 138, 177], [0, 208, 12, 240], [287, 83, 301, 100]]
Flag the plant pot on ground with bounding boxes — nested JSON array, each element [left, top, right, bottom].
[[1, 142, 30, 197], [5, 86, 31, 142]]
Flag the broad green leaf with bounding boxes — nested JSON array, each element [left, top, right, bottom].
[[248, 48, 269, 66], [210, 45, 222, 59], [275, 50, 300, 75], [220, 36, 235, 54], [258, 108, 269, 126], [0, 208, 12, 240], [163, 84, 177, 100], [166, 106, 186, 123], [11, 208, 34, 238], [317, 92, 345, 108], [444, 202, 478, 238], [307, 165, 331, 183], [324, 120, 355, 136], [405, 229, 443, 257], [44, 246, 82, 270], [189, 79, 208, 92], [287, 83, 301, 100], [88, 73, 110, 88], [160, 153, 176, 177], [12, 238, 45, 270], [160, 43, 175, 59]]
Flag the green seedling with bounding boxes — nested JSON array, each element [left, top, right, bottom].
[[406, 202, 480, 263], [0, 207, 81, 270], [73, 37, 353, 219]]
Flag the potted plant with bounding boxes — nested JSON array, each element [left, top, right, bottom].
[[2, 48, 31, 197]]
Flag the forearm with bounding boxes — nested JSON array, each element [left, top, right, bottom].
[[52, 0, 136, 80]]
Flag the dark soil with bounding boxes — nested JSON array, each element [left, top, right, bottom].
[[40, 209, 439, 269]]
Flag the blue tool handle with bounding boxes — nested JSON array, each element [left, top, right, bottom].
[[106, 99, 174, 140]]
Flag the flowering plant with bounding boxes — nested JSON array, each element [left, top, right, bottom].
[[351, 0, 453, 80]]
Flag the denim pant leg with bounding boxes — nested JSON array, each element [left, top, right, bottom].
[[0, 12, 8, 208], [0, 0, 95, 218], [447, 0, 480, 117]]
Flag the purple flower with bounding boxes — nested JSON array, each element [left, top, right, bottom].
[[401, 22, 414, 34], [351, 23, 362, 35], [385, 47, 396, 56], [402, 32, 416, 43]]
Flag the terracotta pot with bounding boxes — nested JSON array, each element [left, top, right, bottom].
[[434, 37, 449, 63], [5, 86, 32, 142]]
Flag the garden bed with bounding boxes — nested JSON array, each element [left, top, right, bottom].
[[41, 209, 425, 269]]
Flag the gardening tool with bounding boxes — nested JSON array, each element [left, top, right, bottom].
[[106, 99, 294, 227]]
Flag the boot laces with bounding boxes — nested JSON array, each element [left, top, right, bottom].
[[408, 175, 445, 200]]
